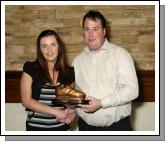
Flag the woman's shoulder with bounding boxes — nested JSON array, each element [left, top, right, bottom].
[[23, 60, 41, 77], [67, 66, 74, 73], [23, 60, 41, 69], [24, 60, 38, 67], [67, 66, 75, 78], [60, 66, 75, 85]]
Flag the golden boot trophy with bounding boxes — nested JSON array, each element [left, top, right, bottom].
[[52, 85, 89, 105]]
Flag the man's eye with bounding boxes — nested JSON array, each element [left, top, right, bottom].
[[84, 28, 89, 31], [94, 28, 98, 31]]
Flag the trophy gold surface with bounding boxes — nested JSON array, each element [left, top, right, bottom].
[[52, 85, 89, 105]]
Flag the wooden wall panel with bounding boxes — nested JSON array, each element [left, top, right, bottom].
[[135, 70, 155, 102], [5, 71, 22, 103], [5, 70, 155, 103]]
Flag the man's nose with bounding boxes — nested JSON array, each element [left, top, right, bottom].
[[89, 30, 93, 37]]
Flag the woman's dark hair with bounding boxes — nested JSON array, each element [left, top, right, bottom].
[[82, 10, 107, 28], [36, 29, 68, 84]]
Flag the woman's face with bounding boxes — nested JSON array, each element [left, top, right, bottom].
[[83, 18, 106, 52], [40, 35, 59, 63]]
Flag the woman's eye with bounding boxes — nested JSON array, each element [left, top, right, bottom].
[[41, 45, 47, 48], [52, 43, 56, 46], [52, 43, 58, 47]]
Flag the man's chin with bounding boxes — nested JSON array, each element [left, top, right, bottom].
[[87, 44, 96, 49]]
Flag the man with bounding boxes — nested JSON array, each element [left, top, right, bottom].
[[72, 10, 139, 131]]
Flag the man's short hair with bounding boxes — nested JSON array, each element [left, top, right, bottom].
[[82, 10, 106, 28]]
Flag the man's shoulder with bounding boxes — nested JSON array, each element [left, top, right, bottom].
[[109, 42, 130, 55], [74, 49, 87, 60]]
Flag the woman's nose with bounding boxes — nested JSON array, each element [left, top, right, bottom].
[[47, 45, 52, 52]]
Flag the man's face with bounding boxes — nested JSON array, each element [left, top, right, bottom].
[[83, 18, 106, 52]]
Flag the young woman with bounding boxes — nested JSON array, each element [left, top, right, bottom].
[[20, 29, 76, 131]]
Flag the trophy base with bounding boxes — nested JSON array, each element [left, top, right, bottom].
[[52, 98, 89, 105]]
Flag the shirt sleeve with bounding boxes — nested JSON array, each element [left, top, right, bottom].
[[23, 61, 34, 78], [101, 48, 139, 108]]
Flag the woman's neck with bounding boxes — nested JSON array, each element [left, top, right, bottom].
[[47, 62, 55, 72], [47, 62, 59, 85]]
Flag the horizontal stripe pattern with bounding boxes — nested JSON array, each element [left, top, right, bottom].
[[26, 84, 67, 129], [28, 122, 65, 128]]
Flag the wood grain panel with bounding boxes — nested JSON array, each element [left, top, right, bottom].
[[135, 70, 155, 102], [5, 71, 22, 103]]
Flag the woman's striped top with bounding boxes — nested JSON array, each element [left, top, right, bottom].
[[26, 84, 69, 130]]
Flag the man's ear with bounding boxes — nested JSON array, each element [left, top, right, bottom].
[[104, 28, 106, 37]]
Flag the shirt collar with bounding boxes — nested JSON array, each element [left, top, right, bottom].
[[83, 38, 110, 54]]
